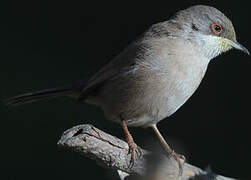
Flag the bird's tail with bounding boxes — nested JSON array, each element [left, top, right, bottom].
[[3, 80, 87, 106]]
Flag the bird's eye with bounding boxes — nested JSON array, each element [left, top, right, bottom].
[[211, 23, 223, 35]]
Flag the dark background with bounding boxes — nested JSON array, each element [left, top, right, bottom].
[[1, 0, 251, 179]]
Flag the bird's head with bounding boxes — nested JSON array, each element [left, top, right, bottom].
[[173, 5, 249, 59]]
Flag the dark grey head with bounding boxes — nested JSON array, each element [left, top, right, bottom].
[[171, 5, 249, 58]]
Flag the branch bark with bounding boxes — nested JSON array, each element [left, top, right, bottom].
[[57, 124, 237, 180]]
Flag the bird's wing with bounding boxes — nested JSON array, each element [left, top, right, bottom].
[[77, 39, 148, 101]]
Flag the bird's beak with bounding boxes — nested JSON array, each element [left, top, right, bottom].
[[227, 39, 250, 55]]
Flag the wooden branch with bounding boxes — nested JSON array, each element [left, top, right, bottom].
[[57, 124, 237, 180]]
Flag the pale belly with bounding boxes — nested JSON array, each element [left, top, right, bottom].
[[124, 63, 208, 127], [125, 78, 203, 127]]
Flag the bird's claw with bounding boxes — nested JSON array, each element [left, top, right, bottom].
[[169, 150, 186, 176], [127, 142, 142, 168]]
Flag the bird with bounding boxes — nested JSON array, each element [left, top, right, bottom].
[[3, 5, 249, 174]]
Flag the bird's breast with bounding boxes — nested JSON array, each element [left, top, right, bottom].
[[149, 51, 210, 125]]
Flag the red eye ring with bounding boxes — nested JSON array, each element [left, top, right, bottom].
[[211, 23, 223, 35]]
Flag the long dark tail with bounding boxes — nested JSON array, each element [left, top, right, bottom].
[[3, 80, 87, 106]]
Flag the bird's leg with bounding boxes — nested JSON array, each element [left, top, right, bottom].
[[121, 120, 142, 168], [151, 124, 185, 175]]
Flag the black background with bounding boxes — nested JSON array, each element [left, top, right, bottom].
[[1, 0, 251, 179]]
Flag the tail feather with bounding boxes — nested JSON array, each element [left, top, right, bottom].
[[3, 79, 89, 106], [3, 87, 74, 106]]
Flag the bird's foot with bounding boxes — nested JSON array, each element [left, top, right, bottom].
[[121, 119, 142, 168], [169, 150, 186, 176], [127, 141, 142, 168]]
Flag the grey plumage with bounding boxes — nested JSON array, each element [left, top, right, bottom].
[[77, 5, 245, 127]]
